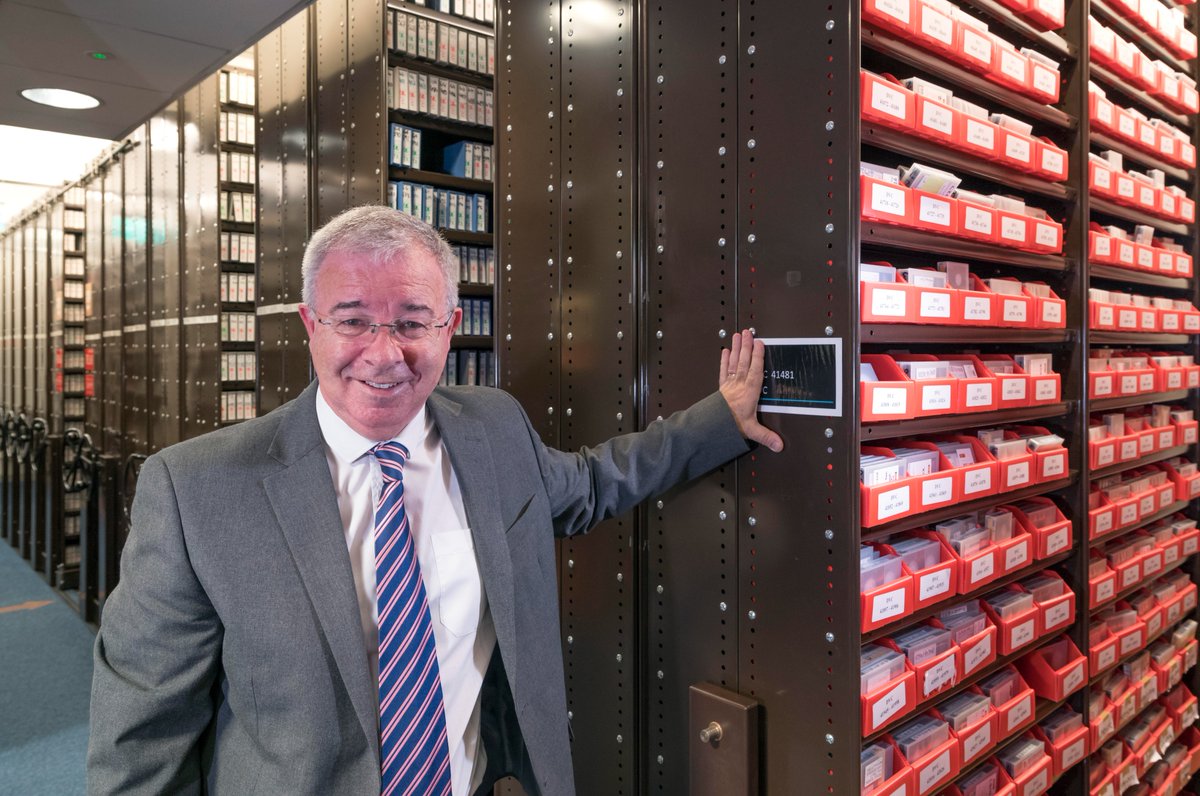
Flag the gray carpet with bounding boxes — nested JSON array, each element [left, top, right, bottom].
[[0, 539, 94, 796]]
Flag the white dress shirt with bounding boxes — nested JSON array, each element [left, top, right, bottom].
[[316, 389, 497, 796]]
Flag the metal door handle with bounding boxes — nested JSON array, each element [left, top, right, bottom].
[[699, 721, 723, 744]]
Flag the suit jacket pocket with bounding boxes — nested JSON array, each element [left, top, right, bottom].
[[431, 528, 483, 638], [504, 494, 535, 534]]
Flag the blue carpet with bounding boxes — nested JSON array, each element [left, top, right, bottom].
[[0, 539, 93, 796]]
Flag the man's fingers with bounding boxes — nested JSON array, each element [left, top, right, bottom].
[[747, 422, 785, 453], [719, 348, 731, 385]]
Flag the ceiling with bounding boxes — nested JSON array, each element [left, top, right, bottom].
[[0, 0, 312, 141]]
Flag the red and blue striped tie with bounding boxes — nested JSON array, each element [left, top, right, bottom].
[[372, 441, 452, 796]]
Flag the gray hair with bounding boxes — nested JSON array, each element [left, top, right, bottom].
[[301, 205, 459, 312]]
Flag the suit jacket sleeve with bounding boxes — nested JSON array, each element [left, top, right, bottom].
[[519, 390, 750, 537], [87, 453, 222, 795]]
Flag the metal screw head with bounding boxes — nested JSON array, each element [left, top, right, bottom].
[[748, 610, 757, 620], [547, 332, 554, 341], [566, 256, 574, 264], [616, 653, 623, 662], [616, 412, 624, 421], [616, 250, 623, 259], [747, 234, 756, 243], [548, 184, 554, 192], [825, 632, 835, 642], [566, 180, 574, 189], [565, 407, 573, 417], [566, 331, 574, 340], [747, 44, 756, 55], [656, 244, 665, 254], [719, 602, 728, 612], [718, 238, 726, 247], [547, 406, 554, 415], [657, 670, 664, 679], [506, 124, 513, 132], [718, 329, 727, 339], [616, 330, 624, 340], [567, 103, 574, 112], [617, 87, 624, 96], [825, 733, 835, 745], [718, 54, 727, 64], [656, 330, 663, 339], [718, 146, 727, 156], [825, 428, 834, 438], [747, 138, 756, 149], [616, 170, 623, 179], [656, 500, 664, 509], [616, 573, 623, 582], [825, 120, 835, 131], [824, 529, 834, 540], [506, 194, 513, 202], [657, 75, 664, 84], [719, 510, 727, 520], [825, 326, 834, 336], [826, 19, 835, 30], [505, 333, 513, 342], [568, 559, 575, 568], [657, 585, 664, 594], [548, 36, 554, 44], [568, 710, 574, 719], [825, 223, 835, 233], [657, 755, 664, 765], [656, 160, 664, 169], [748, 516, 757, 526], [548, 258, 554, 266], [616, 735, 623, 744], [548, 110, 554, 118]]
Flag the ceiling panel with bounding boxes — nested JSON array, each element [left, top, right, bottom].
[[0, 62, 169, 140]]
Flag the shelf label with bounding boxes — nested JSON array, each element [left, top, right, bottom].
[[962, 206, 993, 236], [1042, 453, 1065, 480], [1160, 429, 1176, 448], [917, 289, 951, 317], [871, 587, 906, 623], [871, 680, 908, 729], [1092, 166, 1112, 190], [919, 569, 951, 602], [1000, 216, 1027, 244], [1139, 185, 1156, 208], [1163, 314, 1181, 332], [872, 0, 911, 23], [1062, 663, 1084, 696], [1120, 564, 1140, 588], [1097, 644, 1116, 671], [1119, 764, 1137, 794], [920, 384, 952, 412], [1004, 134, 1031, 165], [1093, 374, 1113, 396], [876, 486, 910, 521], [1010, 619, 1035, 650], [963, 633, 992, 675], [1143, 553, 1162, 576], [1118, 372, 1138, 393], [1096, 578, 1114, 602], [1034, 379, 1057, 401], [962, 722, 991, 763], [922, 656, 955, 697], [1119, 440, 1138, 460], [758, 338, 843, 417], [1118, 115, 1137, 139], [963, 467, 991, 495], [1045, 525, 1068, 553], [964, 382, 992, 408], [1095, 101, 1114, 127], [1164, 545, 1179, 565], [1002, 298, 1027, 323], [1034, 223, 1059, 250], [871, 387, 908, 417], [964, 119, 995, 152], [1024, 767, 1048, 796], [1007, 693, 1032, 730], [871, 183, 907, 218], [869, 287, 908, 318], [1093, 508, 1113, 535], [1139, 494, 1155, 515], [917, 196, 952, 231], [870, 83, 908, 122], [1141, 677, 1158, 705], [1040, 148, 1064, 176], [963, 296, 992, 321], [1001, 378, 1025, 402], [1040, 299, 1062, 325], [1005, 461, 1030, 488], [1139, 373, 1155, 391], [1162, 193, 1178, 215], [1120, 629, 1144, 654], [969, 553, 994, 585], [999, 48, 1027, 83], [921, 476, 952, 507], [919, 8, 953, 44], [1141, 310, 1157, 330], [1093, 235, 1111, 257], [918, 749, 952, 794], [1032, 64, 1057, 96], [1117, 176, 1135, 200], [1044, 600, 1070, 630], [919, 102, 953, 137], [1117, 241, 1135, 264], [961, 28, 992, 65], [1005, 540, 1028, 571]]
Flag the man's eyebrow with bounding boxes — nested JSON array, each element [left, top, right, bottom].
[[328, 300, 365, 312], [327, 300, 436, 314]]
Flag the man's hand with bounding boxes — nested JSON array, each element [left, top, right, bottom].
[[718, 330, 784, 453]]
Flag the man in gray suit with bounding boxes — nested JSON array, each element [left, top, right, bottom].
[[87, 205, 783, 795]]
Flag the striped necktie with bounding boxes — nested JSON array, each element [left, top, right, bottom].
[[371, 441, 452, 796]]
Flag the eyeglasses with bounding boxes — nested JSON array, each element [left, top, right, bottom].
[[314, 309, 455, 342]]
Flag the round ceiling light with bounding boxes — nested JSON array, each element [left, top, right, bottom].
[[20, 88, 101, 110]]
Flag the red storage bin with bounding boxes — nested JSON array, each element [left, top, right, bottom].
[[997, 127, 1036, 173], [1024, 0, 1065, 30], [1090, 557, 1117, 607], [1029, 219, 1063, 255], [911, 188, 958, 238], [955, 21, 995, 73], [992, 667, 1037, 736], [996, 209, 1032, 250], [929, 354, 995, 412], [999, 527, 1034, 576], [1091, 625, 1119, 673], [957, 114, 1000, 160], [1033, 720, 1089, 777], [868, 737, 915, 796], [1008, 745, 1052, 796], [1010, 425, 1067, 484], [956, 619, 999, 679], [863, 664, 918, 734], [959, 274, 998, 326], [1089, 228, 1116, 264], [1017, 636, 1087, 701], [864, 0, 914, 34], [988, 277, 1034, 327], [1090, 90, 1116, 132], [933, 435, 999, 501], [861, 546, 916, 631], [913, 93, 956, 145], [935, 688, 998, 766], [906, 729, 960, 796], [1088, 491, 1116, 540], [956, 197, 998, 243], [913, 0, 956, 55], [983, 587, 1040, 655], [1008, 498, 1071, 560], [881, 632, 959, 701], [1028, 58, 1061, 103], [995, 45, 1031, 92], [1034, 137, 1067, 181], [1088, 363, 1117, 398], [978, 355, 1031, 408], [1089, 159, 1115, 197], [861, 354, 915, 422], [862, 174, 913, 226], [891, 531, 958, 611], [933, 529, 1000, 593], [861, 266, 916, 323]]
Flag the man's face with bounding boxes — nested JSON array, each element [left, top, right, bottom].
[[299, 248, 461, 440]]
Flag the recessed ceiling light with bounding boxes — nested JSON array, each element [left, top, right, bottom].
[[20, 88, 100, 110]]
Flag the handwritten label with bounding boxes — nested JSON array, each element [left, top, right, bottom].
[[970, 553, 995, 585], [1007, 693, 1032, 731], [1093, 167, 1112, 190], [922, 656, 956, 697], [1098, 644, 1117, 671], [1042, 453, 1065, 480], [1185, 536, 1198, 555], [1005, 540, 1029, 571], [870, 287, 907, 318], [965, 119, 995, 151], [1044, 600, 1070, 630], [1117, 242, 1135, 265], [1159, 428, 1176, 447], [1041, 148, 1064, 176], [962, 722, 991, 762], [1117, 177, 1135, 200], [1139, 494, 1155, 515], [1000, 216, 1028, 243], [1032, 64, 1056, 95], [962, 28, 992, 64], [1139, 185, 1156, 208], [999, 48, 1027, 83], [1004, 134, 1031, 164], [871, 587, 906, 622], [1094, 235, 1112, 257], [1143, 553, 1162, 576], [1002, 378, 1026, 401], [872, 680, 908, 728], [919, 569, 951, 601], [963, 206, 993, 235], [1147, 613, 1162, 637], [1096, 100, 1114, 126], [965, 382, 992, 407], [1034, 379, 1057, 401], [1096, 578, 1115, 602], [1011, 619, 1035, 650], [920, 103, 953, 136], [918, 289, 951, 317], [1002, 299, 1027, 323], [1141, 677, 1158, 705], [871, 83, 908, 121], [1141, 310, 1157, 331], [919, 749, 952, 795], [1163, 314, 1181, 332], [1094, 508, 1113, 535], [1095, 444, 1116, 468], [1162, 194, 1178, 215], [964, 633, 992, 674], [1138, 248, 1156, 269], [870, 183, 907, 218], [871, 387, 908, 417], [922, 476, 952, 507], [963, 467, 991, 495], [1120, 440, 1138, 461], [1120, 564, 1140, 588], [1024, 766, 1048, 796], [1006, 461, 1030, 488], [1117, 310, 1137, 330], [963, 296, 991, 320], [921, 385, 952, 412], [1063, 663, 1085, 695], [1164, 545, 1179, 565], [873, 0, 911, 23], [920, 7, 953, 44], [1119, 765, 1137, 793], [1041, 300, 1061, 324], [1094, 375, 1113, 396], [1120, 629, 1144, 655], [1140, 373, 1155, 391], [1046, 526, 1069, 555]]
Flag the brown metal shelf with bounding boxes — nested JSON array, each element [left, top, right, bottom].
[[1089, 499, 1191, 550], [960, 0, 1076, 60], [1089, 264, 1192, 292], [1091, 551, 1196, 615], [863, 25, 1076, 131], [1090, 197, 1192, 238], [388, 109, 493, 143], [388, 166, 493, 194], [861, 224, 1074, 272], [387, 50, 493, 90], [1090, 331, 1193, 345], [862, 403, 1072, 442], [1090, 444, 1193, 481], [1090, 62, 1193, 130], [862, 126, 1075, 203], [862, 324, 1074, 345], [1091, 0, 1191, 75], [1090, 389, 1191, 413], [1090, 131, 1192, 184]]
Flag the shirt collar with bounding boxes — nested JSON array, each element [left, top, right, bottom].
[[315, 386, 429, 464]]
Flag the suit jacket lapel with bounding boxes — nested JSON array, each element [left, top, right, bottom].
[[428, 390, 518, 695], [262, 382, 381, 764]]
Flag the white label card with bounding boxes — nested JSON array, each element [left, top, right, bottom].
[[1001, 216, 1028, 243], [920, 103, 953, 136], [871, 388, 908, 416], [874, 0, 911, 23], [1006, 461, 1030, 487], [1002, 378, 1026, 401], [1000, 48, 1026, 82], [965, 383, 992, 407], [1035, 379, 1057, 401], [922, 656, 956, 697], [919, 749, 952, 795], [963, 296, 992, 321], [1007, 693, 1032, 730], [964, 633, 992, 674], [870, 288, 907, 318], [871, 587, 906, 622], [1025, 767, 1048, 796], [1094, 375, 1113, 396], [1044, 600, 1070, 629], [963, 722, 991, 762], [965, 119, 995, 151], [1042, 453, 1065, 479], [920, 9, 953, 44], [920, 385, 952, 412], [963, 29, 992, 63], [922, 476, 952, 506], [1005, 135, 1031, 163], [1041, 299, 1062, 324], [871, 84, 908, 121], [1003, 298, 1027, 323], [919, 570, 951, 601], [872, 680, 908, 728], [1011, 619, 1035, 649], [1041, 148, 1064, 175], [963, 467, 991, 495], [1032, 65, 1057, 95], [1045, 525, 1068, 552], [1063, 663, 1084, 694], [1005, 540, 1028, 571], [963, 207, 993, 235], [918, 289, 951, 317], [970, 553, 995, 584], [1096, 579, 1114, 602], [871, 184, 907, 217]]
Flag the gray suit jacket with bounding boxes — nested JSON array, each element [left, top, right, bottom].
[[87, 382, 748, 795]]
